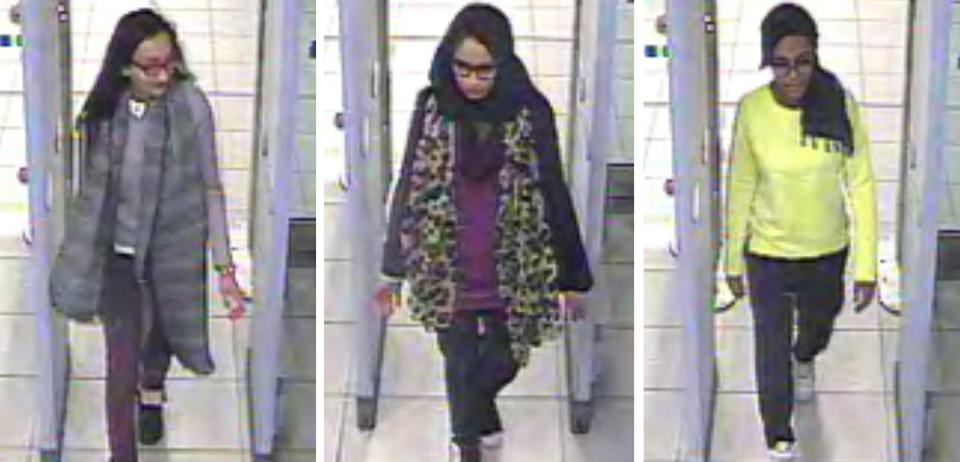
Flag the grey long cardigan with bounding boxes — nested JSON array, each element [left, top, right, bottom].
[[49, 80, 231, 375]]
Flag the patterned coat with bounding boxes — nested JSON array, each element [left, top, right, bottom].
[[49, 80, 225, 375], [382, 87, 593, 365]]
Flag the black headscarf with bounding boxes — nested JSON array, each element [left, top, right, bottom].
[[429, 3, 537, 179], [761, 3, 854, 155]]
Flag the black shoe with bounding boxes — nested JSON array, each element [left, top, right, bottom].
[[138, 403, 164, 445], [455, 444, 481, 462]]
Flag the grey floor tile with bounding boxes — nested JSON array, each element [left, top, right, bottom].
[[816, 330, 884, 392], [0, 448, 29, 462], [792, 394, 890, 461], [0, 377, 33, 447], [926, 395, 960, 462], [281, 318, 315, 381], [379, 326, 443, 397], [67, 318, 240, 381], [879, 328, 898, 393], [643, 269, 679, 327], [559, 398, 633, 462], [276, 382, 316, 451], [604, 264, 634, 327], [0, 314, 36, 375], [644, 326, 682, 390], [274, 450, 315, 462], [63, 380, 108, 450], [61, 449, 250, 462], [601, 214, 633, 264], [711, 392, 890, 461], [710, 393, 768, 461], [152, 379, 245, 450], [503, 341, 562, 397], [323, 323, 352, 395], [934, 280, 960, 329], [0, 259, 28, 314], [594, 328, 633, 398], [64, 379, 244, 451], [285, 267, 316, 317], [929, 330, 960, 393], [339, 397, 449, 462], [324, 396, 346, 462], [716, 327, 755, 393], [643, 390, 681, 461], [480, 398, 563, 462]]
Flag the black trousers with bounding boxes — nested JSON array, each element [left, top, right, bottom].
[[436, 310, 520, 447], [745, 247, 848, 447], [101, 252, 173, 462]]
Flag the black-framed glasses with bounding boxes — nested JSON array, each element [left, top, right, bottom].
[[130, 59, 178, 78], [770, 56, 816, 77], [452, 59, 497, 81]]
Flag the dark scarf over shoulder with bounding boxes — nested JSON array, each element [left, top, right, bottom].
[[761, 3, 854, 155], [50, 81, 215, 375], [428, 3, 538, 179]]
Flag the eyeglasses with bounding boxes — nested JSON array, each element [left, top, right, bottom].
[[130, 59, 179, 78], [770, 57, 815, 77], [452, 59, 497, 81]]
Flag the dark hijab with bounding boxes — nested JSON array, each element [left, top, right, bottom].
[[761, 3, 854, 155], [429, 3, 537, 179]]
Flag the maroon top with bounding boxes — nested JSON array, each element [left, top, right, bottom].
[[453, 127, 506, 311]]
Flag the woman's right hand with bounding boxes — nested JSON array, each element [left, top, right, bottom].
[[374, 281, 401, 317], [726, 275, 746, 299]]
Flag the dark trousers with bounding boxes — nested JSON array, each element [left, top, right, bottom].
[[100, 252, 173, 462], [436, 310, 520, 447], [745, 247, 848, 447]]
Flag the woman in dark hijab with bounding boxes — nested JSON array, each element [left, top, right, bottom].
[[724, 4, 877, 459], [376, 4, 593, 461]]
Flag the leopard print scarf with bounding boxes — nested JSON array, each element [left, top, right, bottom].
[[399, 95, 561, 366]]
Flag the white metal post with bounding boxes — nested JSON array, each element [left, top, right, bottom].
[[896, 1, 950, 461], [338, 0, 388, 429], [565, 0, 618, 434], [250, 0, 300, 458], [667, 0, 716, 460], [23, 0, 68, 458]]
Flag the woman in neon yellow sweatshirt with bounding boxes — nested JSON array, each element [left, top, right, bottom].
[[723, 4, 878, 460]]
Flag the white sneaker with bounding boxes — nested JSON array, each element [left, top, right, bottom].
[[768, 440, 795, 460], [795, 360, 815, 402], [480, 431, 503, 448]]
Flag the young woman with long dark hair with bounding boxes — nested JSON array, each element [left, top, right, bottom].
[[724, 4, 878, 460], [49, 9, 245, 462], [375, 4, 593, 462]]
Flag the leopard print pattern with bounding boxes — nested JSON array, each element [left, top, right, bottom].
[[399, 95, 561, 367]]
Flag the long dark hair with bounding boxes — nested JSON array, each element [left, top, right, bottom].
[[79, 9, 192, 127]]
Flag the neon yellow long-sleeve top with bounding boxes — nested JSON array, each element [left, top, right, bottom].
[[723, 84, 877, 282]]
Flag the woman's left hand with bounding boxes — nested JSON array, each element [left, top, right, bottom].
[[853, 281, 876, 313], [561, 292, 587, 321], [218, 271, 247, 320]]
